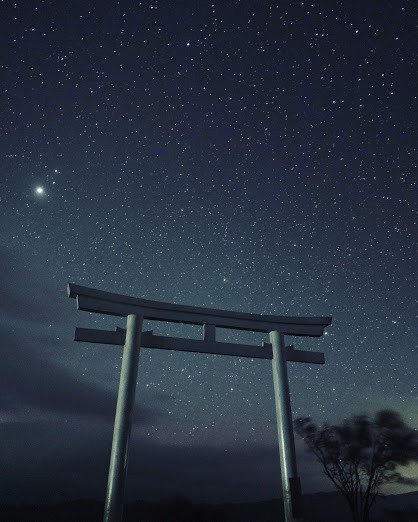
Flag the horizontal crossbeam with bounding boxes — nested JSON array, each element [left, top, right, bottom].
[[68, 283, 331, 337], [263, 342, 325, 364], [74, 327, 325, 364]]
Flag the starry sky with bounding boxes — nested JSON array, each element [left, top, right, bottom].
[[1, 0, 417, 507]]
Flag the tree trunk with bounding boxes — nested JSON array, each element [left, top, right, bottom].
[[345, 497, 361, 522]]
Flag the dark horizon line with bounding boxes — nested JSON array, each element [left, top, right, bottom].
[[2, 489, 416, 507]]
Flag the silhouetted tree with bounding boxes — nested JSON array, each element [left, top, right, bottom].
[[294, 410, 418, 522]]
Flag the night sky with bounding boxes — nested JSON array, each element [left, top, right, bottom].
[[1, 0, 417, 506]]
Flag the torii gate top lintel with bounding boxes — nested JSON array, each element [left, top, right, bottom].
[[67, 283, 331, 337]]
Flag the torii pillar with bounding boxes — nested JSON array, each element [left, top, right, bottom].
[[271, 330, 302, 521], [103, 314, 143, 522]]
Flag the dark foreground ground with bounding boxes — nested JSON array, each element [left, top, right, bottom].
[[1, 491, 417, 521]]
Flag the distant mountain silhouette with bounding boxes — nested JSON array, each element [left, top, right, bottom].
[[0, 490, 417, 521]]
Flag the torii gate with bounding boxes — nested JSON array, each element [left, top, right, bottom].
[[67, 283, 332, 522]]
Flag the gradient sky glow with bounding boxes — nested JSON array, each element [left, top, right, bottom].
[[1, 0, 417, 505]]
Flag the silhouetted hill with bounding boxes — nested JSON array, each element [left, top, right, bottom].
[[0, 491, 417, 521]]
